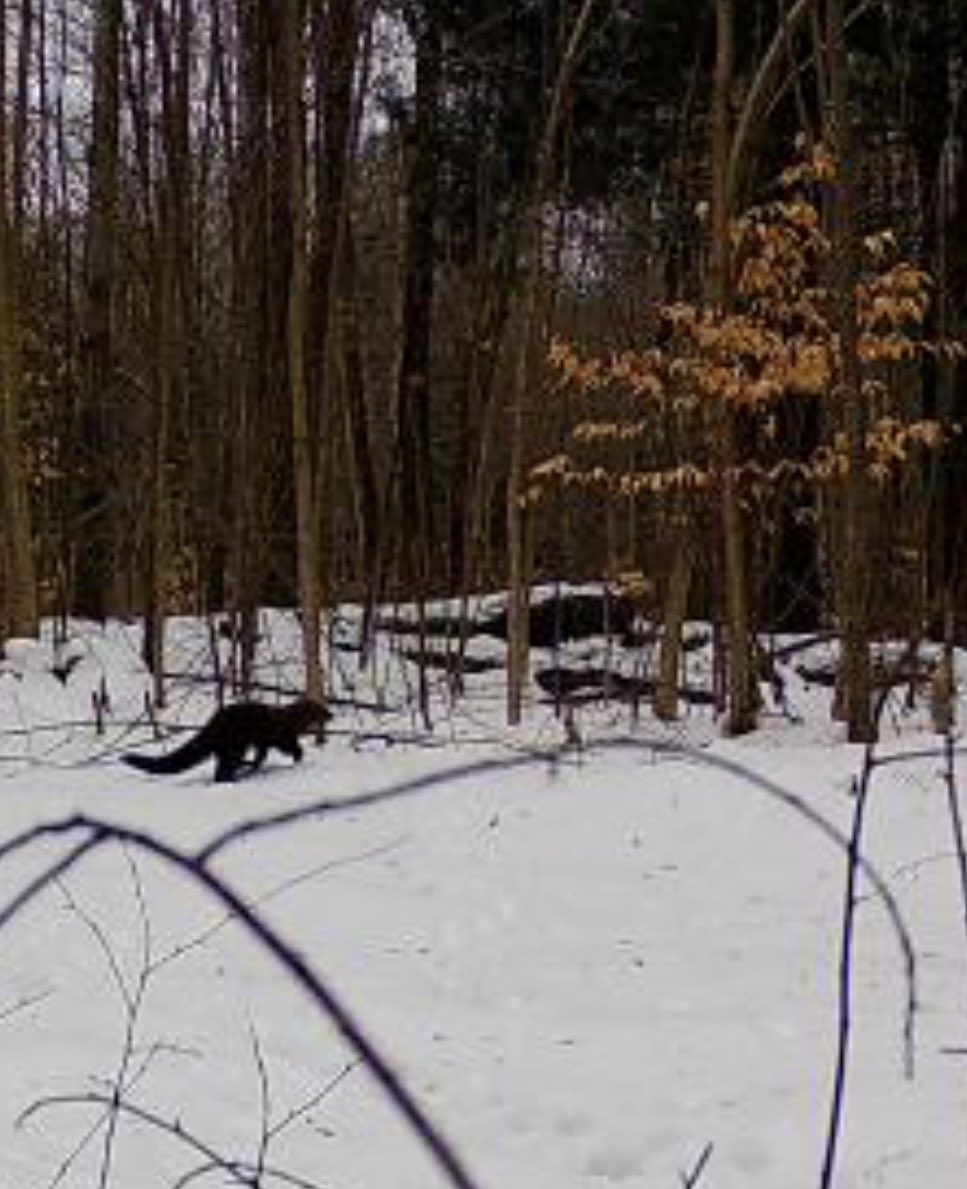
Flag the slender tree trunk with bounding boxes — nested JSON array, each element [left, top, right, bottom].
[[824, 0, 873, 740], [654, 511, 692, 720], [142, 0, 192, 708], [287, 0, 324, 701], [712, 0, 757, 735], [12, 0, 32, 229], [312, 4, 380, 598], [76, 0, 123, 619], [311, 0, 380, 633], [0, 219, 39, 641], [0, 0, 39, 638], [395, 8, 441, 593], [727, 0, 814, 205], [506, 0, 599, 724], [228, 0, 273, 691], [340, 223, 381, 586], [144, 233, 175, 708], [458, 235, 519, 594]]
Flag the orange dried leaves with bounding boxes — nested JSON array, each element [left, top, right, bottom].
[[533, 146, 959, 505]]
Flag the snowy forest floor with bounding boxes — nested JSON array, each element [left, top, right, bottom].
[[1, 599, 967, 1188]]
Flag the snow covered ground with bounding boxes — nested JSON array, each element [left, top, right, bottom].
[[1, 608, 967, 1187]]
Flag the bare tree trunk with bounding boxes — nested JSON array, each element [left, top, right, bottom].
[[340, 223, 381, 588], [727, 0, 814, 205], [506, 0, 599, 725], [318, 6, 380, 595], [287, 0, 324, 701], [654, 511, 692, 720], [228, 0, 273, 691], [144, 235, 175, 707], [712, 0, 757, 735], [11, 0, 32, 229], [0, 223, 39, 641], [142, 0, 192, 708], [76, 0, 123, 619], [458, 233, 520, 594], [395, 7, 441, 594], [824, 0, 873, 740], [0, 0, 39, 638]]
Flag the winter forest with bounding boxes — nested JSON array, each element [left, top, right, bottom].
[[0, 0, 966, 735], [7, 4, 967, 1188]]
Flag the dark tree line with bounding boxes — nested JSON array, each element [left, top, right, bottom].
[[0, 0, 965, 733]]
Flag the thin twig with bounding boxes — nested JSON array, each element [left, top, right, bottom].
[[39, 1106, 114, 1189], [0, 987, 53, 1024], [56, 878, 133, 1009], [680, 1140, 713, 1187], [19, 1092, 326, 1189], [153, 837, 407, 973], [266, 1060, 360, 1144], [57, 849, 155, 1189], [249, 1021, 272, 1184]]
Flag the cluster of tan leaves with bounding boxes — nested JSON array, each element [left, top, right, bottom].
[[865, 417, 953, 481], [778, 141, 837, 187], [529, 145, 960, 508], [528, 415, 953, 504]]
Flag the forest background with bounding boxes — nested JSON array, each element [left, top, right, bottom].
[[0, 0, 965, 741]]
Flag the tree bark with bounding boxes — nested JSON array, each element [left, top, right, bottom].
[[286, 0, 324, 701], [395, 8, 442, 593], [712, 0, 757, 735], [142, 0, 192, 708], [0, 0, 39, 638], [340, 223, 381, 586], [824, 0, 873, 740], [227, 0, 276, 691], [654, 514, 692, 720], [75, 0, 123, 618], [505, 0, 599, 725]]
